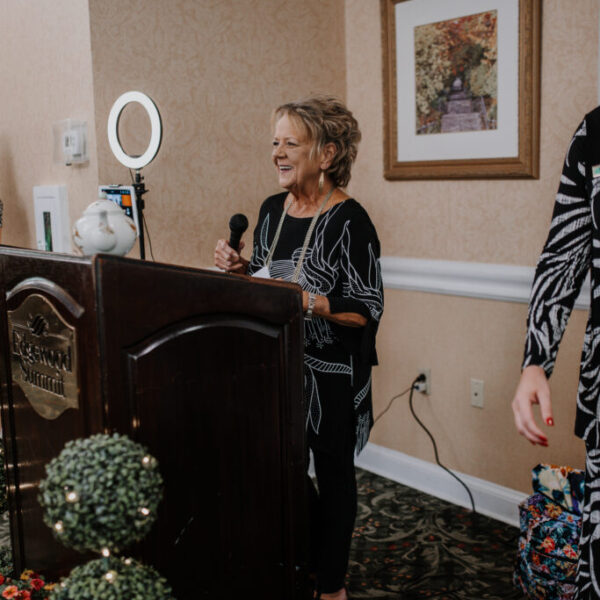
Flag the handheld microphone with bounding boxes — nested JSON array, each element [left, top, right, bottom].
[[228, 213, 249, 252]]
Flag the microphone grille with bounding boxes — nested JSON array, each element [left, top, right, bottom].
[[229, 213, 249, 232]]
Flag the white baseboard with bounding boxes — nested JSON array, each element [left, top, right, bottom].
[[380, 257, 590, 310], [355, 442, 527, 528]]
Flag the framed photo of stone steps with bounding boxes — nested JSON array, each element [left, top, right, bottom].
[[382, 0, 540, 179]]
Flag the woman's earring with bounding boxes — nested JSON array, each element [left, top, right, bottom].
[[318, 170, 324, 194]]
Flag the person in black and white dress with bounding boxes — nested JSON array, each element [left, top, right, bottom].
[[512, 105, 600, 599], [215, 96, 383, 600]]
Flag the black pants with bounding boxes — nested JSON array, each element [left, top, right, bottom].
[[307, 443, 358, 594]]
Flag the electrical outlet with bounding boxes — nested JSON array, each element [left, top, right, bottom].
[[470, 378, 484, 408], [416, 368, 431, 395]]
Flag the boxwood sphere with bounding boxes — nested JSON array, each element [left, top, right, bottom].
[[39, 433, 163, 553], [49, 556, 175, 600]]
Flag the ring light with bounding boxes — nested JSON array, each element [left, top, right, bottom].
[[107, 91, 162, 170]]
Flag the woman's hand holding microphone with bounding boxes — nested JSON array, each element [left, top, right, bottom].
[[214, 213, 250, 274], [214, 239, 248, 274]]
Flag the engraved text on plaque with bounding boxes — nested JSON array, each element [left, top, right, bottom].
[[8, 294, 78, 419]]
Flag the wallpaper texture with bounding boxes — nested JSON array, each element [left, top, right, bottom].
[[344, 0, 597, 491], [346, 0, 598, 266], [1, 0, 598, 495], [0, 0, 99, 249], [88, 0, 346, 265]]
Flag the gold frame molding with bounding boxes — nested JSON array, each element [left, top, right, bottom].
[[381, 0, 541, 180]]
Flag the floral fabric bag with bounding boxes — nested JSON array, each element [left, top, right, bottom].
[[514, 463, 585, 600]]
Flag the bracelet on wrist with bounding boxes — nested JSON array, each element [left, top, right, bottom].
[[306, 292, 316, 320]]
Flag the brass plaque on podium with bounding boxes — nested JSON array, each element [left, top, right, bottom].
[[7, 294, 78, 419]]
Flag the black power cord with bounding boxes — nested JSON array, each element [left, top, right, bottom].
[[373, 373, 476, 514], [142, 212, 156, 261], [408, 374, 476, 514], [373, 385, 413, 424]]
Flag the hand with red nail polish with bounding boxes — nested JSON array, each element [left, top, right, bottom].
[[511, 365, 553, 446]]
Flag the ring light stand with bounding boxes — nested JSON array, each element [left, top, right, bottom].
[[107, 91, 162, 259]]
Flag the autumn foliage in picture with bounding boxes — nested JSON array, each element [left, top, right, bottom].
[[414, 10, 498, 135]]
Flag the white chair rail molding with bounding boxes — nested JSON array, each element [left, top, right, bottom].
[[380, 257, 591, 309]]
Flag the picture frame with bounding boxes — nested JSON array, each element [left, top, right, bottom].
[[381, 0, 541, 180]]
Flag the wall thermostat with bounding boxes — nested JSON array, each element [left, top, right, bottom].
[[53, 119, 88, 166]]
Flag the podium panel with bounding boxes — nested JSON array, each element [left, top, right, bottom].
[[127, 319, 286, 594], [0, 248, 308, 599]]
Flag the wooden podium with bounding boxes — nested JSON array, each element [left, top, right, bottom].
[[0, 247, 309, 599]]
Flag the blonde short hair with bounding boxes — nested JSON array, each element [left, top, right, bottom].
[[273, 96, 361, 188]]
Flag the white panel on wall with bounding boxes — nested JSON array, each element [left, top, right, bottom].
[[33, 185, 71, 253]]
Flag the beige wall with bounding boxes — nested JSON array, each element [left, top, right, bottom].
[[88, 0, 346, 264], [345, 0, 597, 492], [0, 0, 99, 248], [1, 0, 597, 494]]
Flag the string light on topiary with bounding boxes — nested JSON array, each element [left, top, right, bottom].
[[141, 455, 154, 468], [104, 570, 117, 583], [101, 548, 110, 557], [54, 521, 64, 532], [139, 507, 150, 516], [65, 490, 79, 503]]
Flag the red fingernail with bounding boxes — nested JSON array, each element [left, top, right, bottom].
[[546, 418, 554, 426]]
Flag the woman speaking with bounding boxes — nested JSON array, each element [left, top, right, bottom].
[[215, 96, 383, 599]]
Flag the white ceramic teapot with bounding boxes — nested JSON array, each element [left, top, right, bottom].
[[73, 195, 137, 256]]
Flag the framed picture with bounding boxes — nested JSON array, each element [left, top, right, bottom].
[[381, 0, 541, 180]]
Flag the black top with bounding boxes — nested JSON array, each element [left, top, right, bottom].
[[248, 192, 384, 454]]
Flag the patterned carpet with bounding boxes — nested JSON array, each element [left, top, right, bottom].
[[349, 468, 526, 599], [0, 470, 526, 598]]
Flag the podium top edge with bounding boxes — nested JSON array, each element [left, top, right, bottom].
[[0, 245, 92, 265], [0, 246, 301, 295]]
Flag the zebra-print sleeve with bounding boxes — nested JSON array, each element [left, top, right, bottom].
[[522, 120, 592, 376]]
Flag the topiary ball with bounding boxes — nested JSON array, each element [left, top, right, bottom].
[[39, 433, 163, 553], [49, 556, 175, 600], [0, 547, 12, 577]]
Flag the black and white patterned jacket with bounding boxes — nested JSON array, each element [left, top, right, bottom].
[[523, 106, 600, 446]]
